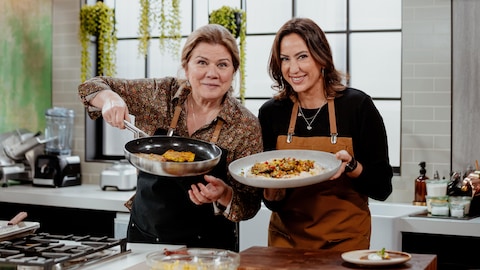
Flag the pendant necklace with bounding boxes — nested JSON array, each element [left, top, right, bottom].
[[298, 100, 326, 130]]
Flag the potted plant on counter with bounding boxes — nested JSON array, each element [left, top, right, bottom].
[[79, 1, 117, 82], [209, 6, 247, 104]]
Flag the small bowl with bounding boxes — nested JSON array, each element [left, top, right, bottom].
[[146, 248, 240, 270]]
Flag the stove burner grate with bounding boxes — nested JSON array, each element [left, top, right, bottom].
[[0, 233, 128, 270]]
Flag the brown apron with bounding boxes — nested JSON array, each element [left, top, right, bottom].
[[269, 99, 371, 252]]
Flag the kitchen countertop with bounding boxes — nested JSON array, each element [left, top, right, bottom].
[[0, 184, 134, 212], [82, 244, 437, 270], [1, 184, 479, 238]]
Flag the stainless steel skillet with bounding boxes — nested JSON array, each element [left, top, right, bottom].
[[123, 120, 222, 177]]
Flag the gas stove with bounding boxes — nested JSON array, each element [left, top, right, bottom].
[[0, 233, 129, 270]]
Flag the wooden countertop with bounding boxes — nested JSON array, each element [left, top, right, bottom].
[[238, 246, 437, 270]]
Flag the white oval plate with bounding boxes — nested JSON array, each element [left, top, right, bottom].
[[228, 150, 341, 188], [341, 249, 412, 266]]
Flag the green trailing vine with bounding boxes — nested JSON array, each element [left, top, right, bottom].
[[79, 2, 117, 82], [209, 6, 247, 104], [138, 0, 181, 58], [138, 0, 151, 57]]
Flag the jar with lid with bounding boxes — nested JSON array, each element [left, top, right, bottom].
[[44, 107, 75, 156]]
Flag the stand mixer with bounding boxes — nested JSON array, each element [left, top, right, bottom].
[[0, 130, 50, 187]]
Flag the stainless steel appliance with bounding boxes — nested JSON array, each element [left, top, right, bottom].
[[0, 130, 50, 187], [33, 155, 81, 187], [0, 232, 128, 270], [32, 107, 81, 187], [100, 161, 137, 191]]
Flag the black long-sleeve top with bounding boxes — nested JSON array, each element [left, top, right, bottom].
[[258, 88, 393, 202]]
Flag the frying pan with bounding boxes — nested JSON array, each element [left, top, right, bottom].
[[123, 121, 222, 177]]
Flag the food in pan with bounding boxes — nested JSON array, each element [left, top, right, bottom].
[[245, 157, 326, 179], [136, 149, 195, 162]]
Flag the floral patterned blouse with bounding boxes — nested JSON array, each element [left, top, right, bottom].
[[78, 76, 264, 222]]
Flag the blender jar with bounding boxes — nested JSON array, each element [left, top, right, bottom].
[[45, 107, 75, 156]]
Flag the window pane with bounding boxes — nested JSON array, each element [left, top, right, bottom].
[[180, 0, 193, 36], [148, 38, 186, 78], [349, 32, 401, 98], [244, 99, 269, 117], [296, 0, 346, 31], [350, 0, 401, 30], [325, 33, 347, 76], [209, 0, 241, 11], [246, 0, 292, 34], [109, 0, 141, 38], [374, 100, 400, 167], [115, 40, 145, 79], [244, 35, 275, 98]]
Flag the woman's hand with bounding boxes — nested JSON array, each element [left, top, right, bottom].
[[263, 188, 286, 201], [329, 150, 362, 179], [189, 175, 232, 207], [91, 90, 131, 128]]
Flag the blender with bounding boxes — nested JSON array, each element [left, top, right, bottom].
[[33, 107, 81, 187]]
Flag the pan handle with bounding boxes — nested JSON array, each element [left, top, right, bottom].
[[123, 120, 149, 138]]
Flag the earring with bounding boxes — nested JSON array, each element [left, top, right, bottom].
[[185, 80, 191, 87], [321, 68, 325, 78]]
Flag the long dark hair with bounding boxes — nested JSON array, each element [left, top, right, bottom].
[[268, 18, 347, 100]]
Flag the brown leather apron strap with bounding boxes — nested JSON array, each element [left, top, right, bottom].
[[327, 98, 338, 144], [167, 105, 183, 136], [287, 102, 299, 143], [285, 99, 338, 144], [210, 120, 224, 143]]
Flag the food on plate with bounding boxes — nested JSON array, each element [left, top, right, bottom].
[[363, 248, 391, 261], [245, 157, 326, 179], [136, 149, 195, 162]]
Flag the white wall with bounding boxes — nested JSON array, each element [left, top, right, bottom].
[[52, 0, 452, 204]]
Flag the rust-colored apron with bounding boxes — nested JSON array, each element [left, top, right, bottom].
[[268, 99, 371, 252]]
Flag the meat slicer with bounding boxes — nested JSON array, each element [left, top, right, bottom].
[[0, 129, 50, 187]]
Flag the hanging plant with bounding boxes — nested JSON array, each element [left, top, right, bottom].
[[79, 2, 117, 82], [138, 0, 181, 58], [138, 0, 151, 57], [209, 6, 247, 104]]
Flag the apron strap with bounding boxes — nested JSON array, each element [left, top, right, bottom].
[[286, 99, 339, 144], [287, 102, 299, 143], [210, 120, 224, 143], [167, 105, 183, 136], [168, 104, 224, 143], [327, 98, 338, 144]]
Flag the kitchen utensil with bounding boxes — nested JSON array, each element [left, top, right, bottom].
[[0, 212, 39, 242], [146, 248, 240, 270], [228, 149, 341, 188], [0, 212, 28, 230], [123, 120, 149, 138], [123, 121, 222, 177]]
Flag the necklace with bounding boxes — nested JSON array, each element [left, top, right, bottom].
[[187, 95, 220, 130], [298, 106, 321, 130]]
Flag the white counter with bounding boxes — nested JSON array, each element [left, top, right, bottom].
[[81, 243, 184, 270], [1, 184, 479, 251], [0, 184, 134, 212]]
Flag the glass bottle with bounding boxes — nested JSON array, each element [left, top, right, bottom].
[[414, 161, 429, 205]]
